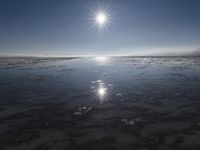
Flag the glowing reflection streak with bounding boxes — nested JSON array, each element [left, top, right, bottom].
[[94, 57, 109, 65]]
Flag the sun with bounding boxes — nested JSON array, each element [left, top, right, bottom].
[[96, 12, 107, 26], [89, 6, 112, 31]]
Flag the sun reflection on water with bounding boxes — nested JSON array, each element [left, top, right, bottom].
[[94, 57, 109, 65], [97, 85, 107, 104], [91, 79, 108, 103], [98, 86, 106, 97]]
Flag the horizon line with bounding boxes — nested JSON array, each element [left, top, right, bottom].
[[0, 54, 200, 58]]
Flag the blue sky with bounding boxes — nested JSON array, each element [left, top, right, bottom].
[[0, 0, 200, 56]]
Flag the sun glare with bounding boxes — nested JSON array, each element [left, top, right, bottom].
[[96, 12, 107, 25]]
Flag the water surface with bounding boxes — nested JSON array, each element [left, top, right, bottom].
[[1, 57, 200, 150]]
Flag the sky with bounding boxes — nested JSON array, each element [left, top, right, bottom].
[[0, 0, 200, 56]]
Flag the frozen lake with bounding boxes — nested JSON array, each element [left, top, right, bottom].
[[0, 57, 200, 150]]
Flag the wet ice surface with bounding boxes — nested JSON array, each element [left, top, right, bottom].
[[1, 57, 200, 150]]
